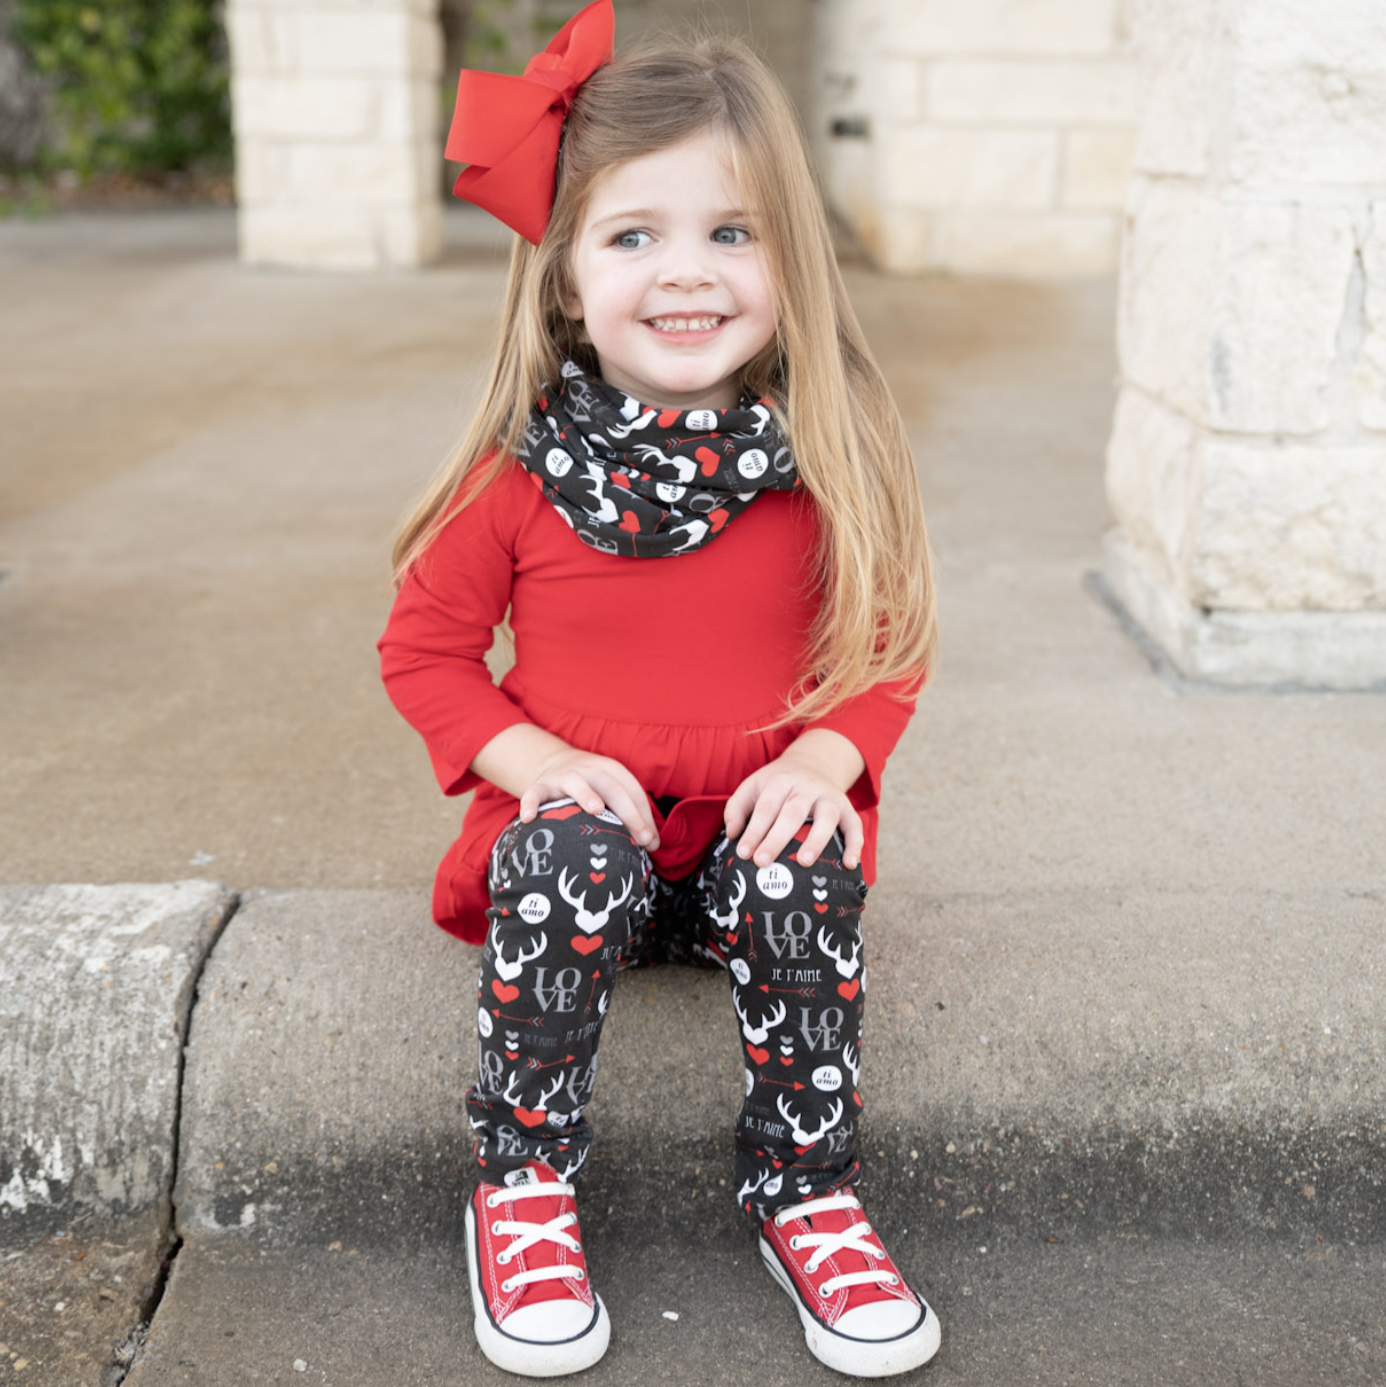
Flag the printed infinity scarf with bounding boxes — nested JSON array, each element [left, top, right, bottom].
[[514, 359, 801, 557]]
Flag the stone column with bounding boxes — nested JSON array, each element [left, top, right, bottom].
[[1103, 0, 1386, 687], [226, 0, 443, 270], [812, 0, 1138, 277]]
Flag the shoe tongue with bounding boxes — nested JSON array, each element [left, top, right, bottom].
[[505, 1159, 560, 1188]]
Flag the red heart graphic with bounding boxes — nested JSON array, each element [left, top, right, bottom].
[[814, 903, 829, 914], [492, 980, 520, 1003], [610, 471, 631, 489], [746, 1044, 769, 1065], [514, 1108, 547, 1128], [505, 1051, 518, 1060], [658, 409, 680, 428], [707, 507, 729, 534], [771, 1159, 782, 1168], [541, 804, 583, 820], [590, 872, 606, 883], [853, 1093, 863, 1107], [837, 978, 860, 1001], [780, 1056, 793, 1066], [619, 509, 640, 533], [726, 932, 738, 945], [794, 1142, 816, 1155], [696, 446, 721, 477], [571, 935, 603, 955]]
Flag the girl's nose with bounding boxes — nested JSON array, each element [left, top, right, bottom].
[[657, 240, 716, 290]]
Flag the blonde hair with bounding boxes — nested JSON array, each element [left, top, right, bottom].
[[393, 35, 937, 723]]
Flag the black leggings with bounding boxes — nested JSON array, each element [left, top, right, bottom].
[[466, 799, 869, 1224]]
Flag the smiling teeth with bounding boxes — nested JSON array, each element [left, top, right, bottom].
[[649, 316, 723, 332]]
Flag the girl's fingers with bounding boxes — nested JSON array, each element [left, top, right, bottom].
[[735, 782, 790, 862], [758, 795, 818, 866], [839, 804, 865, 870], [793, 801, 841, 867], [593, 773, 659, 848], [722, 779, 758, 841]]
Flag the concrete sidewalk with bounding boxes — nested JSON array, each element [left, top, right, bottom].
[[2, 210, 1383, 1385]]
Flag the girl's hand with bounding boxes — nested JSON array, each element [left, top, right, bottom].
[[471, 724, 659, 849], [723, 730, 865, 870], [520, 747, 660, 849]]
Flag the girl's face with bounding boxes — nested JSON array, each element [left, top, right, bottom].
[[564, 130, 778, 412]]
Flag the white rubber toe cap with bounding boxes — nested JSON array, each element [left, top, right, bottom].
[[499, 1299, 599, 1344], [834, 1298, 928, 1340]]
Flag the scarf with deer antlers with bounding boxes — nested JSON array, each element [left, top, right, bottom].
[[514, 358, 801, 558]]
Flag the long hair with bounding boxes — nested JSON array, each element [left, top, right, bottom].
[[392, 36, 937, 723]]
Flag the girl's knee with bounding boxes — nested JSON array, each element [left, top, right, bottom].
[[490, 803, 650, 942]]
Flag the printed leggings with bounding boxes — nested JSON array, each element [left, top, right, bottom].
[[465, 799, 869, 1224]]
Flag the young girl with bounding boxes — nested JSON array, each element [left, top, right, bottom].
[[378, 1, 939, 1376]]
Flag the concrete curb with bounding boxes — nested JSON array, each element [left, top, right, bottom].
[[175, 886, 1386, 1248]]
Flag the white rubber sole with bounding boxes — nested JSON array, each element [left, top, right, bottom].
[[759, 1236, 942, 1378], [465, 1200, 611, 1377]]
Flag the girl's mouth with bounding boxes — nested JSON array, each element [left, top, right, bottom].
[[645, 315, 726, 333]]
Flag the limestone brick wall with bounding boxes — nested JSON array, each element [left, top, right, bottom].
[[813, 0, 1138, 276], [227, 0, 443, 270], [1102, 0, 1386, 687]]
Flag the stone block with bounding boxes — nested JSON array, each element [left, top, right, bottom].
[[1103, 385, 1199, 598], [926, 57, 1138, 124], [1357, 201, 1386, 430], [1062, 128, 1136, 208], [1128, 0, 1226, 178], [233, 141, 292, 207], [1229, 0, 1386, 185], [879, 57, 923, 125], [873, 208, 936, 274], [231, 75, 380, 142], [1191, 441, 1386, 610], [378, 78, 441, 143], [239, 205, 381, 270], [0, 882, 231, 1223], [931, 208, 1120, 276], [1117, 179, 1355, 434], [224, 7, 282, 75], [285, 139, 432, 207], [381, 200, 445, 267], [1102, 528, 1386, 687], [886, 127, 1058, 209], [272, 8, 441, 77], [894, 0, 1119, 56]]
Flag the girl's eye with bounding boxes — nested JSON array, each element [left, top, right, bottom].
[[614, 229, 651, 250], [712, 226, 751, 245]]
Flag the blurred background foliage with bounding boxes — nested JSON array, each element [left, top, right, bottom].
[[1, 0, 231, 209]]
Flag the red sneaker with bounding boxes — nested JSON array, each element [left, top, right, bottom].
[[465, 1160, 610, 1376], [760, 1192, 941, 1377]]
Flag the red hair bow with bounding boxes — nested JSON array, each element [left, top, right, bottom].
[[444, 0, 615, 245]]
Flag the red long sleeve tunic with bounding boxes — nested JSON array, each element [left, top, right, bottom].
[[378, 459, 918, 943]]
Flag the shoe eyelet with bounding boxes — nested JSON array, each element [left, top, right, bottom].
[[496, 1251, 511, 1265], [573, 1268, 586, 1281], [500, 1277, 516, 1294], [491, 1221, 504, 1236], [789, 1235, 802, 1250], [485, 1193, 500, 1209], [888, 1275, 900, 1286], [817, 1285, 832, 1299]]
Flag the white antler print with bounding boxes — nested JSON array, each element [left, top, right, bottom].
[[842, 1040, 861, 1089], [558, 869, 634, 934], [580, 460, 621, 523], [536, 1072, 565, 1113], [736, 1168, 770, 1206], [733, 993, 786, 1045], [608, 408, 658, 440], [817, 925, 861, 979], [491, 924, 547, 983], [708, 870, 747, 933], [630, 442, 697, 483], [501, 1072, 526, 1107], [665, 518, 709, 553], [777, 1095, 844, 1148]]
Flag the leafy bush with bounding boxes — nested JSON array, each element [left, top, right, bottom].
[[12, 0, 231, 178]]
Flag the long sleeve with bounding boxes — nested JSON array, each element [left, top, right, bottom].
[[802, 670, 924, 808], [377, 474, 531, 797]]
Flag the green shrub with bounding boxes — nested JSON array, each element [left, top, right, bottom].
[[12, 0, 231, 178]]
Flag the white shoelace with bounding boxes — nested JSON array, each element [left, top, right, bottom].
[[485, 1182, 585, 1295], [773, 1193, 899, 1298]]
